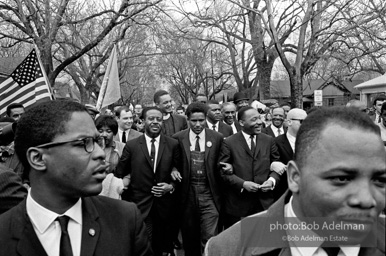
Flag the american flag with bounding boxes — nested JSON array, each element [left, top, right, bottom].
[[0, 49, 53, 115]]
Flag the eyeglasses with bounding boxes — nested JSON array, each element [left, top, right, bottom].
[[291, 119, 304, 124], [36, 137, 105, 153]]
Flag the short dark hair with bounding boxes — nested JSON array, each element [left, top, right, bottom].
[[14, 100, 88, 172], [115, 106, 131, 118], [185, 102, 208, 119], [238, 106, 255, 121], [207, 100, 220, 105], [381, 102, 386, 115], [153, 90, 169, 104], [142, 106, 163, 119], [176, 105, 185, 112], [373, 95, 386, 106], [295, 107, 380, 170], [6, 103, 24, 117], [95, 115, 119, 135]]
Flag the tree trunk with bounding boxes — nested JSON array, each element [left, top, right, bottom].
[[289, 72, 303, 108]]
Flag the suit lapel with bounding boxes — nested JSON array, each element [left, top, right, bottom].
[[181, 131, 191, 165], [204, 129, 211, 162], [238, 132, 253, 158], [155, 135, 165, 170], [15, 201, 48, 256], [139, 135, 153, 167], [281, 135, 293, 157], [254, 134, 263, 158], [80, 198, 101, 256]]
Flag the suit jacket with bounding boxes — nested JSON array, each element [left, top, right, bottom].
[[205, 192, 386, 256], [0, 164, 27, 215], [113, 129, 142, 143], [274, 134, 294, 200], [115, 134, 181, 220], [172, 128, 224, 212], [0, 196, 152, 256], [262, 125, 287, 138], [162, 114, 188, 137], [205, 121, 233, 138], [218, 132, 280, 217]]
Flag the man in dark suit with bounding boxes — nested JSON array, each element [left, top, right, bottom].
[[116, 106, 181, 256], [171, 102, 223, 256], [0, 100, 151, 256], [154, 90, 188, 137], [273, 108, 307, 201], [0, 164, 27, 214], [262, 107, 287, 137], [205, 100, 233, 138], [370, 95, 386, 123], [221, 102, 241, 134], [206, 107, 386, 256], [219, 106, 281, 229]]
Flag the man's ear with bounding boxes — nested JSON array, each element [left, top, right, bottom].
[[26, 147, 47, 172], [239, 119, 244, 127], [287, 160, 301, 194]]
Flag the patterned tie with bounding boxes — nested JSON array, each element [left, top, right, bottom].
[[57, 216, 73, 256], [150, 138, 156, 166], [122, 131, 126, 143], [277, 128, 281, 135], [195, 135, 201, 152], [212, 124, 216, 131], [250, 135, 255, 155]]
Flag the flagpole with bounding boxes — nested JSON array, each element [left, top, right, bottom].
[[33, 44, 55, 100]]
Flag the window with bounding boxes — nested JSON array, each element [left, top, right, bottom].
[[327, 98, 335, 106]]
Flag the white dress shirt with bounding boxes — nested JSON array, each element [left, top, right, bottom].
[[207, 119, 219, 131], [224, 121, 238, 134], [286, 132, 296, 152], [189, 129, 205, 152], [118, 128, 130, 143], [270, 125, 283, 137], [26, 191, 82, 256], [285, 196, 360, 256], [144, 133, 160, 173]]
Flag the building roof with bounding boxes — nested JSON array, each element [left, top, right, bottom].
[[354, 74, 386, 89], [270, 79, 363, 98]]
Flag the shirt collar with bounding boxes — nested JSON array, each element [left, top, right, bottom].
[[286, 196, 360, 256], [206, 119, 218, 129], [144, 133, 160, 143], [26, 190, 82, 234], [241, 130, 254, 142], [189, 129, 205, 141]]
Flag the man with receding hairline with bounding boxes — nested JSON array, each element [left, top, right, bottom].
[[205, 107, 386, 256]]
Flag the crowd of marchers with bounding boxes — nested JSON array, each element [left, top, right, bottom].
[[0, 91, 385, 256]]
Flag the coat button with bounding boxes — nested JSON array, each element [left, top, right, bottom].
[[89, 229, 96, 236]]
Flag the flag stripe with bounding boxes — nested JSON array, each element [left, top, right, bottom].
[[0, 49, 52, 116]]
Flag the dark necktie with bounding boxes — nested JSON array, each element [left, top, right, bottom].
[[378, 115, 381, 123], [57, 216, 73, 256], [277, 128, 282, 135], [195, 135, 201, 152], [212, 124, 216, 131], [150, 138, 156, 166], [321, 244, 340, 256], [250, 135, 255, 154], [122, 131, 126, 143]]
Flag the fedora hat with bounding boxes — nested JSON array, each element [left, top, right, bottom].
[[233, 92, 249, 103]]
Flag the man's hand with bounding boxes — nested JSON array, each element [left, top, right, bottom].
[[220, 162, 233, 175], [259, 180, 274, 192], [270, 161, 287, 175], [242, 181, 260, 192], [151, 183, 173, 197], [171, 170, 182, 182]]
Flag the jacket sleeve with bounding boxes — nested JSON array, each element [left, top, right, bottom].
[[131, 204, 153, 256], [115, 143, 132, 178], [218, 139, 245, 191], [0, 166, 27, 214], [268, 139, 281, 182]]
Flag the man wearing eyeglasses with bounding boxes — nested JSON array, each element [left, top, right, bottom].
[[0, 100, 152, 256], [273, 108, 307, 201], [116, 106, 182, 256]]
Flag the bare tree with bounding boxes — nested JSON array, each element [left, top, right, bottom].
[[0, 0, 162, 88]]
